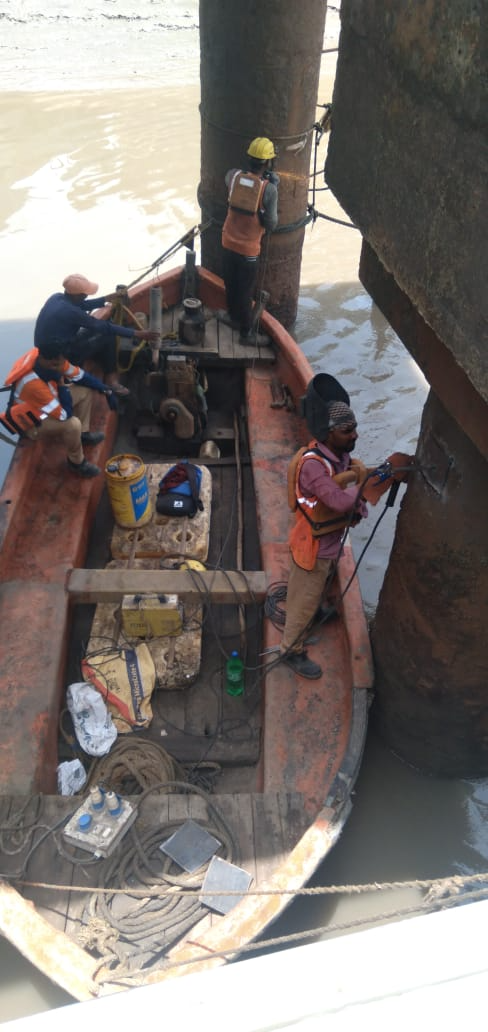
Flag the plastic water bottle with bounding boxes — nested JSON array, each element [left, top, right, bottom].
[[225, 650, 244, 696]]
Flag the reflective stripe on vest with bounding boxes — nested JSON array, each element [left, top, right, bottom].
[[296, 450, 334, 515], [15, 373, 67, 421]]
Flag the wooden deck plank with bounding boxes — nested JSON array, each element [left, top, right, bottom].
[[21, 796, 77, 934], [0, 790, 309, 985], [67, 568, 268, 603], [142, 308, 276, 365], [216, 794, 257, 884]]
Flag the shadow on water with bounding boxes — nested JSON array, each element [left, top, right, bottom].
[[253, 727, 488, 959]]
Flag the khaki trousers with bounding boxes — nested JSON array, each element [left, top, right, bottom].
[[26, 385, 93, 465], [280, 554, 333, 655]]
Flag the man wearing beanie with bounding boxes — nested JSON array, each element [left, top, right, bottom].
[[34, 274, 159, 397], [280, 397, 369, 679]]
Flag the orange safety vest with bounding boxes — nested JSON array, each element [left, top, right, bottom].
[[0, 347, 84, 435], [222, 171, 267, 257], [287, 443, 361, 571]]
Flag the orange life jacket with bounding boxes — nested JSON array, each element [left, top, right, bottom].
[[287, 443, 361, 570], [222, 171, 267, 257], [5, 348, 40, 386], [0, 348, 83, 434]]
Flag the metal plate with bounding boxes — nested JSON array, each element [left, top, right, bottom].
[[160, 818, 220, 873], [200, 855, 253, 914]]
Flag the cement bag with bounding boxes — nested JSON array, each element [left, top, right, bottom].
[[66, 682, 117, 756], [81, 644, 156, 733]]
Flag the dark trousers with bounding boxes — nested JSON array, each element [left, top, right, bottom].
[[63, 330, 117, 375], [222, 249, 259, 334]]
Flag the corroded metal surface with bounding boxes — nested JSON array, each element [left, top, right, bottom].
[[198, 0, 327, 327], [326, 0, 488, 403]]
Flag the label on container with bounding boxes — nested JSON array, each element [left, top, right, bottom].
[[130, 477, 149, 522]]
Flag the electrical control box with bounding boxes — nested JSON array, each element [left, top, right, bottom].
[[121, 593, 183, 638], [62, 789, 137, 858]]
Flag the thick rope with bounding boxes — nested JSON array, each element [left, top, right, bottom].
[[85, 739, 185, 794], [14, 870, 488, 900]]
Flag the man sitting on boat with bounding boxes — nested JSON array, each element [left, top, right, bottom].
[[0, 340, 118, 478], [34, 274, 159, 398], [221, 137, 279, 343], [281, 394, 368, 679]]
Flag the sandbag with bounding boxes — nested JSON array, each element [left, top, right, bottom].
[[81, 643, 156, 733]]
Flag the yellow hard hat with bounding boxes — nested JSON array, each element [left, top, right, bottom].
[[247, 137, 276, 161]]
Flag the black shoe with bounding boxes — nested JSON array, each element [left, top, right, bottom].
[[80, 431, 105, 445], [314, 604, 338, 625], [67, 457, 101, 478], [282, 651, 323, 680]]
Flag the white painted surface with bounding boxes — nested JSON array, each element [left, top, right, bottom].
[[4, 900, 487, 1030]]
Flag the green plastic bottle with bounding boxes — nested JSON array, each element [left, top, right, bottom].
[[225, 650, 244, 696]]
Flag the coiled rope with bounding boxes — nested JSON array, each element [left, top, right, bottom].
[[85, 739, 185, 795], [78, 780, 238, 981]]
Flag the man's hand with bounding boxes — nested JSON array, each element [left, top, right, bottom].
[[350, 459, 368, 485], [104, 390, 119, 411], [133, 329, 161, 342], [104, 288, 129, 304]]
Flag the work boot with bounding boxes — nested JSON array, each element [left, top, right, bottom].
[[281, 650, 323, 680], [80, 431, 105, 445], [314, 603, 338, 625], [239, 329, 269, 347], [67, 457, 101, 478]]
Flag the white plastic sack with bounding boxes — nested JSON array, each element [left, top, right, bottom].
[[66, 681, 117, 756], [57, 758, 87, 795]]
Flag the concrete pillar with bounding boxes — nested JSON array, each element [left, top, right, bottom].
[[320, 0, 488, 774], [198, 0, 327, 327], [371, 390, 488, 776]]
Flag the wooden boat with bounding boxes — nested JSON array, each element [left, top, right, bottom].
[[0, 254, 373, 1001]]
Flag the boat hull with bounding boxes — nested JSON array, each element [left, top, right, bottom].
[[0, 264, 372, 997]]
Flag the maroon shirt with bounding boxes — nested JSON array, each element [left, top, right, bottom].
[[298, 441, 368, 558]]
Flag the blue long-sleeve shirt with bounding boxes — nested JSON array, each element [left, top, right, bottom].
[[34, 292, 136, 350]]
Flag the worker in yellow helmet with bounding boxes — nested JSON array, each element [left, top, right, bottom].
[[221, 137, 279, 344]]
